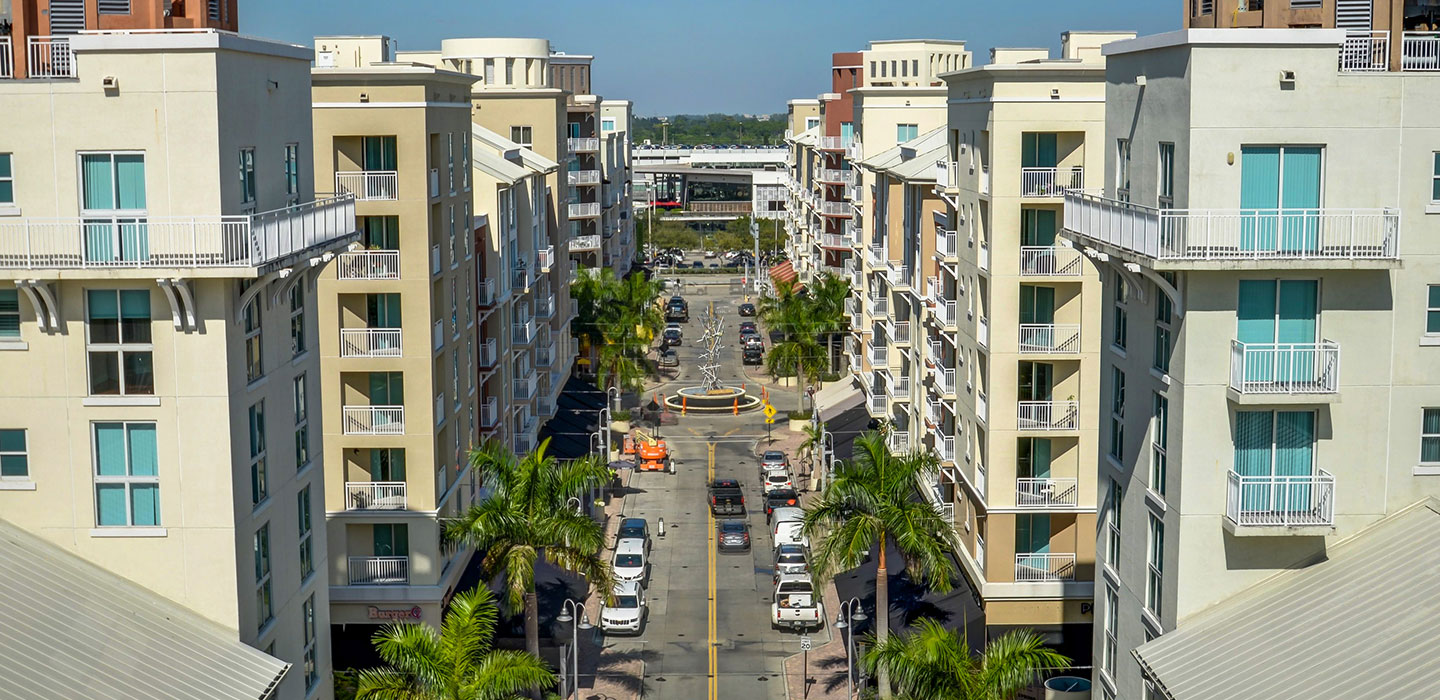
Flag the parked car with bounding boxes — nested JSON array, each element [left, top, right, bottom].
[[666, 305, 688, 323], [705, 249, 718, 258], [717, 519, 751, 552], [771, 573, 824, 631], [662, 327, 682, 347], [665, 322, 683, 340], [764, 489, 800, 517], [739, 303, 757, 317], [612, 539, 648, 583], [659, 349, 679, 369], [709, 478, 746, 516], [691, 261, 705, 269], [739, 320, 758, 332], [616, 517, 649, 553], [773, 544, 809, 579], [763, 472, 794, 494], [743, 345, 764, 365], [600, 581, 647, 635], [760, 450, 790, 474]]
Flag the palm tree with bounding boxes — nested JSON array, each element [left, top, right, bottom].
[[796, 419, 824, 489], [801, 431, 962, 699], [807, 272, 851, 376], [356, 586, 556, 700], [570, 268, 664, 400], [445, 438, 616, 665], [862, 618, 1070, 700], [759, 280, 827, 410]]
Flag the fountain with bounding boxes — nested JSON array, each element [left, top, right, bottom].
[[663, 309, 763, 414]]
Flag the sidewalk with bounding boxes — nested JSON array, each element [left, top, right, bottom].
[[583, 467, 645, 700]]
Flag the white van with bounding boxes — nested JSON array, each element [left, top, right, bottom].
[[612, 539, 648, 583], [770, 507, 808, 548]]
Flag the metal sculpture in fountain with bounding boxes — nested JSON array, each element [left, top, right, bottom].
[[696, 310, 725, 392]]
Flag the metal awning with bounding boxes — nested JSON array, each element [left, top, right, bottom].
[[0, 519, 290, 699], [814, 378, 863, 422], [1134, 499, 1440, 700]]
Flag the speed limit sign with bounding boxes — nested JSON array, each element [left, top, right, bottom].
[[800, 634, 812, 651]]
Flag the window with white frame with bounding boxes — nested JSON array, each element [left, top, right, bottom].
[[806, 117, 820, 130], [1102, 584, 1119, 680], [0, 429, 28, 479], [1107, 478, 1122, 568], [1423, 408, 1440, 464], [86, 290, 154, 396], [1158, 142, 1175, 209], [254, 523, 273, 630], [288, 285, 305, 358], [1146, 513, 1164, 617], [242, 289, 262, 383], [297, 484, 314, 580], [93, 422, 160, 527], [1110, 367, 1126, 461], [249, 401, 267, 507], [0, 287, 20, 339], [1151, 393, 1168, 496], [284, 143, 299, 204], [1427, 285, 1440, 335], [1153, 286, 1172, 373], [602, 117, 616, 131], [302, 594, 318, 689], [1112, 273, 1128, 350], [239, 148, 256, 205], [452, 349, 460, 409], [462, 137, 470, 190], [447, 133, 455, 194], [1116, 138, 1131, 202], [0, 153, 13, 204], [511, 126, 533, 147], [1432, 153, 1439, 203], [466, 337, 474, 392], [449, 205, 458, 268], [293, 374, 309, 469], [896, 124, 919, 143]]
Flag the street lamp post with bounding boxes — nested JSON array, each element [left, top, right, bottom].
[[819, 430, 835, 492], [833, 598, 869, 699], [556, 598, 593, 700]]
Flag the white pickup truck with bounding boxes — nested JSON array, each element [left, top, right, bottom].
[[771, 573, 824, 631]]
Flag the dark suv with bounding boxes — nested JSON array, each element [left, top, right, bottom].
[[743, 345, 763, 365]]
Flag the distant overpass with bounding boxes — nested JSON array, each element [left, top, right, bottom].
[[632, 146, 788, 169]]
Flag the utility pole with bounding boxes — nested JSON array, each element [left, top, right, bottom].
[[750, 219, 760, 294]]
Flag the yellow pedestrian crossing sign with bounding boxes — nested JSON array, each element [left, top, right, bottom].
[[763, 403, 777, 419]]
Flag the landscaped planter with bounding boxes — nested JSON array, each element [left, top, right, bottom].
[[610, 420, 631, 433]]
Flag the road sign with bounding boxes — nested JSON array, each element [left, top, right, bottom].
[[765, 417, 775, 424], [800, 634, 812, 651], [763, 404, 777, 419]]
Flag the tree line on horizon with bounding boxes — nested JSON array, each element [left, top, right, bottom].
[[633, 113, 788, 146]]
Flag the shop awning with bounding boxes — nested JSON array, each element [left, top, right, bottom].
[[0, 518, 289, 699], [769, 260, 798, 287], [814, 378, 864, 423]]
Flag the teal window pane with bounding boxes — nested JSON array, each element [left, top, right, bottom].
[[96, 483, 128, 525], [1423, 409, 1440, 435], [0, 290, 17, 338], [0, 454, 27, 477], [87, 290, 119, 320], [81, 155, 115, 210], [0, 181, 12, 204], [95, 423, 127, 475], [126, 424, 157, 476], [119, 290, 150, 319], [0, 154, 11, 178], [114, 155, 146, 210], [130, 484, 160, 526], [1428, 311, 1440, 335], [0, 429, 23, 452]]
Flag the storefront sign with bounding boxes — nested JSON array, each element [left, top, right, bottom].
[[367, 606, 423, 621]]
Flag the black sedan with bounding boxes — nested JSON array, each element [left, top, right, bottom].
[[717, 519, 751, 552], [739, 303, 757, 317]]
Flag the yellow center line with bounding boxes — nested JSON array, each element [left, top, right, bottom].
[[707, 441, 718, 700]]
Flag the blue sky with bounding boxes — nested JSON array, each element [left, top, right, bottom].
[[246, 0, 1179, 116]]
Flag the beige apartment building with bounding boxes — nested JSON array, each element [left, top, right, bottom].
[[1184, 0, 1438, 73], [1061, 28, 1440, 699], [0, 30, 356, 699], [308, 37, 483, 657]]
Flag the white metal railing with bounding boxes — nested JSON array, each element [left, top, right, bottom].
[[536, 340, 556, 367], [434, 394, 445, 426], [0, 196, 356, 270], [935, 299, 958, 328], [344, 482, 407, 510], [1018, 324, 1081, 354], [818, 169, 855, 185], [568, 137, 600, 152], [977, 317, 990, 347], [819, 136, 844, 150], [883, 369, 911, 398], [480, 396, 501, 429], [1014, 553, 1076, 582], [1063, 191, 1399, 262], [887, 431, 910, 454], [818, 233, 848, 249], [478, 338, 498, 367], [889, 320, 911, 346], [569, 234, 601, 251], [342, 406, 405, 435], [1016, 478, 1080, 508], [429, 168, 440, 198], [341, 328, 403, 358], [979, 165, 990, 196], [935, 368, 957, 396], [534, 297, 555, 319], [848, 140, 863, 159], [335, 171, 399, 201], [885, 260, 911, 289], [1017, 400, 1079, 431], [935, 160, 954, 190], [976, 390, 988, 423], [1226, 469, 1335, 527], [869, 295, 889, 317], [978, 240, 989, 271], [432, 320, 443, 351], [336, 250, 400, 280], [1020, 166, 1084, 198], [477, 279, 496, 306], [1402, 32, 1440, 71], [821, 201, 851, 216], [569, 202, 601, 218], [869, 344, 889, 367], [934, 433, 955, 463], [935, 229, 959, 260], [567, 170, 600, 186], [868, 389, 888, 416], [349, 556, 410, 585], [1018, 246, 1083, 276], [0, 38, 12, 79], [1229, 340, 1340, 395], [538, 245, 555, 272], [1339, 31, 1389, 72], [513, 318, 537, 345], [848, 184, 865, 205], [430, 244, 440, 275], [868, 244, 886, 267], [27, 37, 75, 79]]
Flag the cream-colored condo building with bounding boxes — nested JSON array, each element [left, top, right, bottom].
[[0, 30, 358, 699]]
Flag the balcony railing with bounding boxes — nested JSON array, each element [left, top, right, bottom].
[[934, 160, 955, 190], [979, 165, 990, 196], [568, 137, 600, 153], [1062, 191, 1400, 263], [1019, 246, 1083, 276], [0, 39, 13, 79], [887, 431, 910, 454], [883, 369, 911, 398], [868, 388, 888, 416], [821, 201, 852, 217], [335, 171, 399, 201], [536, 340, 556, 367], [0, 196, 357, 271], [1339, 31, 1389, 72], [569, 234, 601, 251], [341, 328, 403, 358], [1226, 469, 1335, 528], [818, 233, 849, 249], [1229, 340, 1340, 395], [1017, 400, 1079, 431], [1016, 478, 1079, 508], [1014, 553, 1076, 582], [818, 169, 855, 185], [513, 317, 537, 345], [344, 482, 407, 510], [1018, 324, 1081, 354], [429, 168, 440, 198], [342, 406, 405, 435], [869, 344, 889, 367], [976, 390, 988, 423], [477, 338, 498, 368], [977, 317, 990, 347], [869, 295, 889, 317], [534, 297, 555, 320], [480, 396, 501, 429], [887, 320, 911, 346], [935, 229, 959, 260], [336, 250, 400, 280], [569, 202, 601, 218], [1402, 32, 1440, 71], [567, 170, 601, 186], [27, 37, 75, 79], [885, 260, 911, 290], [818, 136, 844, 151], [934, 368, 957, 397], [513, 370, 539, 401], [933, 432, 955, 463], [538, 245, 555, 272], [934, 299, 958, 328], [1020, 166, 1084, 198], [349, 556, 410, 585], [868, 244, 886, 267], [848, 140, 863, 160]]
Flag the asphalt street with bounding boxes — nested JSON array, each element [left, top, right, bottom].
[[603, 276, 826, 700]]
